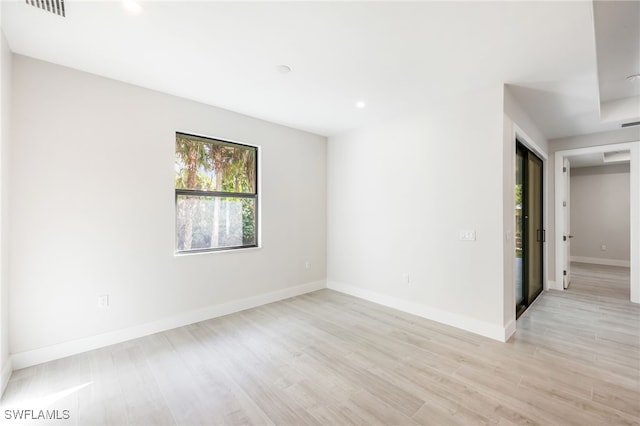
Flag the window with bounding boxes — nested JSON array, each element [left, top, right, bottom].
[[175, 132, 258, 253]]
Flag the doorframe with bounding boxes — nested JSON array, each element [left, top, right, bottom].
[[554, 141, 640, 303], [512, 124, 549, 307], [515, 141, 545, 317]]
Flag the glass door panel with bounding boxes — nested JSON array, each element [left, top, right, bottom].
[[516, 142, 544, 318], [526, 153, 543, 302], [515, 146, 524, 307]]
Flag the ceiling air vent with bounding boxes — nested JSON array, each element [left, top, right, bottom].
[[621, 121, 640, 128], [25, 0, 65, 17]]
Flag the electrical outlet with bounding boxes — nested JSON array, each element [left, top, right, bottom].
[[98, 294, 109, 308], [305, 260, 311, 269], [601, 245, 607, 251]]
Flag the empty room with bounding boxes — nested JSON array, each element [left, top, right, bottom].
[[0, 0, 639, 425]]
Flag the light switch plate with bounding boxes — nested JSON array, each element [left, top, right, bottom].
[[459, 230, 476, 241]]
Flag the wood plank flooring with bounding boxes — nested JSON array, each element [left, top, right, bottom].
[[567, 262, 631, 300], [1, 266, 638, 425]]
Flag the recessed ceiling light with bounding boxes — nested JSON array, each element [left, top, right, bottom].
[[276, 65, 291, 74], [355, 101, 366, 109], [626, 73, 640, 82], [123, 0, 143, 15]]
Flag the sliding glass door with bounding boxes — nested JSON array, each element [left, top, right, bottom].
[[516, 142, 544, 318]]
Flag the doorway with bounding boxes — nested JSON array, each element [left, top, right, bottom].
[[555, 142, 640, 304], [516, 142, 544, 318]]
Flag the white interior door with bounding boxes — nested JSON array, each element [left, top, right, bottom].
[[563, 158, 572, 289]]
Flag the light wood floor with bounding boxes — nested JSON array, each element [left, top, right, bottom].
[[567, 262, 631, 301], [2, 267, 639, 425]]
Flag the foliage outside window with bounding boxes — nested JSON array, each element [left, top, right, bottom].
[[175, 132, 258, 253]]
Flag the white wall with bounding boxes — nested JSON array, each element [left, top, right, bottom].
[[0, 9, 13, 392], [503, 86, 549, 156], [327, 85, 510, 340], [570, 164, 630, 265], [9, 55, 327, 365], [548, 128, 640, 279]]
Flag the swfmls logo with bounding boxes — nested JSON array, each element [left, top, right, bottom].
[[4, 409, 70, 421]]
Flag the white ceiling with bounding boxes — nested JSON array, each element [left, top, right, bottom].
[[2, 0, 639, 138], [567, 151, 631, 168], [593, 0, 640, 103]]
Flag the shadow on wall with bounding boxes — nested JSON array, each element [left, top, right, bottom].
[[507, 83, 616, 138]]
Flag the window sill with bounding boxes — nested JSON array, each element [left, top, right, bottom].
[[174, 245, 261, 257]]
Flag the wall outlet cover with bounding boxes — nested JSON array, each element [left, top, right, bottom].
[[98, 295, 109, 308]]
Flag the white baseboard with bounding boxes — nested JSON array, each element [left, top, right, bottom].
[[327, 280, 509, 342], [547, 280, 562, 291], [1, 356, 12, 397], [11, 280, 326, 370], [570, 256, 630, 267], [504, 319, 516, 341]]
